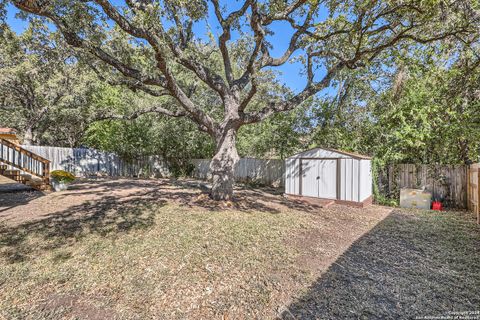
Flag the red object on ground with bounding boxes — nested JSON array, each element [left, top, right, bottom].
[[432, 201, 442, 211]]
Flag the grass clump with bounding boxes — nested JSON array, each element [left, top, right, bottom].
[[50, 170, 76, 183]]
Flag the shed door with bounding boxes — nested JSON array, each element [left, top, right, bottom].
[[301, 159, 319, 197], [301, 159, 337, 199], [317, 159, 337, 199]]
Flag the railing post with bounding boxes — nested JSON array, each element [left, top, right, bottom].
[[43, 161, 50, 186]]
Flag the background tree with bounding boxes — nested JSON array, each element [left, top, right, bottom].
[[11, 0, 478, 199], [308, 42, 480, 165], [368, 53, 480, 164], [237, 105, 310, 159], [84, 85, 215, 175], [0, 20, 98, 145]]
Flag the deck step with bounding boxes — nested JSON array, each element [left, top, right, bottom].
[[4, 174, 27, 182], [20, 173, 32, 180], [3, 169, 20, 176], [2, 173, 50, 191], [1, 174, 51, 191], [26, 179, 43, 186], [37, 184, 52, 191], [29, 181, 51, 191]]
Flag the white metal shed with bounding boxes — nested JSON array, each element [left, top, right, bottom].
[[285, 147, 372, 207]]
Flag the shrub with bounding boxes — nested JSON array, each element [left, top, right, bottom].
[[51, 170, 76, 184]]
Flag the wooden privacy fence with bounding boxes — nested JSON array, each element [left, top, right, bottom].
[[22, 145, 171, 178], [377, 164, 468, 209], [467, 163, 480, 223], [191, 158, 285, 187], [12, 147, 476, 213]]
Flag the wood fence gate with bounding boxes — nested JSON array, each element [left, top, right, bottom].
[[467, 163, 480, 224]]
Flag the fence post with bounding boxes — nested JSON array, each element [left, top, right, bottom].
[[477, 169, 480, 224], [467, 167, 470, 211]]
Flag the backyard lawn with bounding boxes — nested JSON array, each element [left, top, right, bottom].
[[1, 179, 479, 319]]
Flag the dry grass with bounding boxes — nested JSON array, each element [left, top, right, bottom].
[[283, 209, 480, 319], [0, 179, 478, 319], [1, 202, 312, 319]]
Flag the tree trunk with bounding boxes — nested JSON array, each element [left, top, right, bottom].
[[23, 126, 34, 145], [209, 128, 239, 201]]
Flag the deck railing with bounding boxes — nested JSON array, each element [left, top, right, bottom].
[[0, 138, 50, 185]]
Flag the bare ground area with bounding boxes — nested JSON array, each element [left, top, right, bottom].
[[0, 178, 479, 319]]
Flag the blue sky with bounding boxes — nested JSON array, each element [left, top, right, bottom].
[[5, 1, 331, 94]]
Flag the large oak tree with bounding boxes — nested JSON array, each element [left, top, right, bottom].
[[11, 0, 478, 199]]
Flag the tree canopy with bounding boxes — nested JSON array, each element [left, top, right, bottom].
[[0, 20, 98, 146], [2, 0, 479, 199]]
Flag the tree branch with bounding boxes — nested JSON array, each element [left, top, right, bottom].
[[13, 0, 218, 135], [242, 62, 344, 124], [95, 104, 187, 121], [211, 0, 252, 86], [121, 0, 230, 97], [235, 1, 317, 91], [88, 62, 169, 97]]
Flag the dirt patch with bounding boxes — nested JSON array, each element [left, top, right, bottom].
[[288, 204, 392, 280], [31, 293, 117, 320]]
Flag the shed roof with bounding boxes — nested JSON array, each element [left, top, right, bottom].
[[288, 147, 372, 160], [324, 148, 372, 160]]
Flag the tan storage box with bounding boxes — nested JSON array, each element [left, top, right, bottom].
[[400, 188, 432, 210]]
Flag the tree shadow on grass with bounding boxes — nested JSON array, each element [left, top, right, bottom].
[[172, 178, 327, 213], [0, 191, 168, 263], [0, 177, 45, 214], [57, 178, 323, 214], [0, 178, 322, 263], [0, 189, 45, 214], [281, 210, 480, 320]]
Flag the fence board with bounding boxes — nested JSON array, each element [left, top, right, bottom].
[[191, 158, 285, 187], [21, 145, 171, 178], [467, 164, 480, 223]]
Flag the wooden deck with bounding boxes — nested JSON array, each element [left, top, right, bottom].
[[1, 138, 51, 191]]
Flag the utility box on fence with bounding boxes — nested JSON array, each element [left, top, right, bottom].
[[400, 188, 432, 210]]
